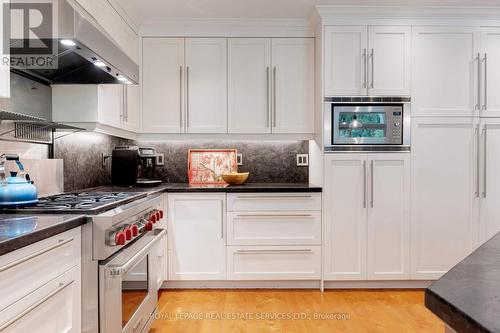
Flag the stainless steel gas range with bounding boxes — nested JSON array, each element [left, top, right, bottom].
[[5, 191, 166, 333]]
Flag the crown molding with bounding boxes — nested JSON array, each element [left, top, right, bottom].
[[316, 5, 500, 25], [140, 18, 315, 37]]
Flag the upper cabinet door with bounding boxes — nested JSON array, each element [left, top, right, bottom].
[[480, 28, 500, 117], [0, 0, 9, 98], [142, 38, 184, 133], [98, 85, 122, 128], [271, 38, 314, 134], [324, 26, 368, 96], [368, 26, 411, 96], [123, 84, 139, 132], [412, 27, 480, 117], [185, 38, 227, 134], [228, 38, 271, 134]]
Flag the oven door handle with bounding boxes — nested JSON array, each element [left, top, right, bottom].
[[104, 229, 166, 277]]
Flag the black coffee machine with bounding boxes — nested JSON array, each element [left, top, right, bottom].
[[111, 146, 162, 187]]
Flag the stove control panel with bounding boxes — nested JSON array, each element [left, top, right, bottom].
[[107, 209, 165, 246]]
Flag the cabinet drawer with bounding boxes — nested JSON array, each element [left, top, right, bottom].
[[0, 228, 80, 311], [0, 265, 81, 333], [227, 193, 321, 212], [227, 246, 321, 280], [227, 212, 321, 245]]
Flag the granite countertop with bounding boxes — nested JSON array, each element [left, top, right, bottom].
[[425, 232, 500, 333], [90, 183, 322, 194], [0, 214, 87, 256]]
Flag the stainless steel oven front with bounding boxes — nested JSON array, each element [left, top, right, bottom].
[[324, 97, 411, 152], [99, 228, 166, 333]]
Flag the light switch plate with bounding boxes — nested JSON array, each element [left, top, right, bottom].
[[237, 154, 243, 166], [296, 154, 309, 167], [156, 153, 165, 166]]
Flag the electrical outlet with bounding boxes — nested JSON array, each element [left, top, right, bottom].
[[102, 153, 110, 168], [156, 153, 165, 166], [296, 154, 309, 167], [237, 154, 243, 166]]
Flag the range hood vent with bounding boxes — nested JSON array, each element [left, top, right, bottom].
[[9, 0, 139, 85]]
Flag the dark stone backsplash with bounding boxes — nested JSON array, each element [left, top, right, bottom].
[[138, 140, 309, 184], [55, 132, 309, 191]]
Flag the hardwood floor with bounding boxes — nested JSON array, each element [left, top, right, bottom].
[[150, 289, 443, 333]]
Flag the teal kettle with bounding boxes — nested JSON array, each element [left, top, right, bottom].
[[0, 154, 38, 207]]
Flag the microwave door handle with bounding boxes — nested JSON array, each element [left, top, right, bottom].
[[105, 229, 166, 276]]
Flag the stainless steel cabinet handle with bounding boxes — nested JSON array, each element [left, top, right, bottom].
[[125, 86, 128, 122], [235, 249, 313, 254], [370, 160, 374, 208], [0, 238, 73, 273], [483, 126, 487, 198], [475, 124, 480, 198], [235, 214, 313, 218], [221, 201, 224, 239], [179, 66, 183, 129], [476, 53, 481, 111], [370, 48, 374, 88], [0, 279, 74, 331], [266, 66, 270, 128], [483, 53, 488, 111], [363, 160, 367, 208], [235, 195, 313, 199], [362, 48, 367, 88], [273, 66, 277, 128], [186, 66, 190, 132]]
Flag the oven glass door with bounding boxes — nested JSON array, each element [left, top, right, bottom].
[[333, 105, 401, 145], [121, 255, 149, 328]]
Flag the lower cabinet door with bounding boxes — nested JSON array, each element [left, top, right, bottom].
[[367, 154, 410, 280], [168, 194, 226, 280], [0, 265, 81, 333], [227, 246, 321, 280]]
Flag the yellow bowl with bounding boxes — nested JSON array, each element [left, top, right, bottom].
[[222, 172, 249, 185]]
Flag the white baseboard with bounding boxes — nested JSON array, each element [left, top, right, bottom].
[[159, 280, 434, 290]]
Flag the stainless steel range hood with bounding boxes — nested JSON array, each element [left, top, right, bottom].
[[10, 0, 139, 85]]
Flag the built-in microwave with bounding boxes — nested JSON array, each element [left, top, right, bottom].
[[324, 97, 411, 152]]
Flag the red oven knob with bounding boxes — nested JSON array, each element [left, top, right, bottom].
[[145, 221, 154, 231], [124, 227, 132, 240], [159, 210, 164, 219], [155, 210, 161, 220], [115, 232, 126, 246], [131, 224, 139, 237], [149, 214, 157, 224]]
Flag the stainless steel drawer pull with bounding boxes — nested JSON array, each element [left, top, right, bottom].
[[0, 238, 74, 273], [370, 160, 374, 208], [475, 124, 480, 198], [236, 249, 313, 254], [476, 53, 481, 111], [236, 195, 313, 199], [362, 48, 367, 88], [236, 214, 313, 218], [363, 160, 367, 208], [0, 279, 74, 331]]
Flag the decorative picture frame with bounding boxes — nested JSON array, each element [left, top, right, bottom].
[[188, 149, 238, 184]]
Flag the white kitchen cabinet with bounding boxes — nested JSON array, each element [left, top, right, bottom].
[[0, 0, 9, 98], [323, 154, 410, 281], [480, 28, 500, 117], [0, 227, 81, 333], [227, 192, 321, 212], [366, 154, 410, 280], [185, 38, 227, 133], [412, 27, 480, 117], [52, 84, 135, 133], [98, 84, 122, 128], [228, 38, 271, 134], [478, 119, 500, 243], [411, 117, 478, 279], [271, 38, 314, 134], [142, 38, 184, 133], [368, 26, 411, 96], [324, 26, 367, 96], [323, 154, 367, 280], [324, 26, 410, 96], [119, 21, 139, 63], [96, 0, 121, 46], [167, 193, 226, 280], [123, 84, 139, 132], [227, 245, 321, 280]]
